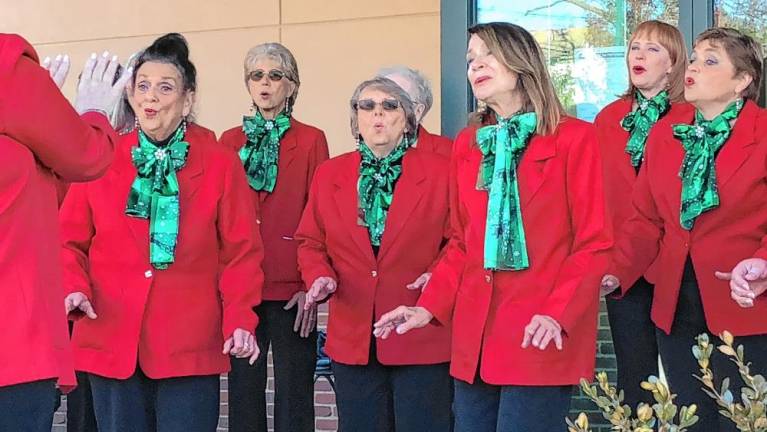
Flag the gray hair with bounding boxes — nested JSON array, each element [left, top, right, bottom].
[[376, 65, 434, 119], [349, 77, 417, 141], [244, 43, 300, 109]]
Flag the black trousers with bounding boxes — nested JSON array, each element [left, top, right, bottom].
[[0, 379, 57, 432], [453, 376, 573, 432], [332, 340, 453, 432], [88, 367, 220, 432], [606, 276, 659, 408], [66, 371, 98, 431], [228, 300, 317, 432], [657, 259, 767, 432]]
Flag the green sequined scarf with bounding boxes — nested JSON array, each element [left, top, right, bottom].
[[477, 112, 537, 271], [239, 110, 291, 193], [125, 124, 190, 269], [673, 99, 743, 230], [621, 90, 670, 167], [357, 137, 413, 247]]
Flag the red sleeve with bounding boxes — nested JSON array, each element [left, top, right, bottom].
[[218, 150, 263, 338], [59, 183, 96, 315], [416, 132, 470, 325], [609, 128, 665, 294], [539, 122, 613, 333], [295, 164, 338, 289], [0, 55, 116, 182]]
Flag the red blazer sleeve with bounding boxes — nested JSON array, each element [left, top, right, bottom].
[[59, 183, 96, 305], [295, 165, 339, 288], [306, 130, 330, 193], [416, 132, 470, 325], [539, 123, 613, 332], [609, 129, 665, 294], [0, 53, 116, 182], [218, 151, 264, 338]]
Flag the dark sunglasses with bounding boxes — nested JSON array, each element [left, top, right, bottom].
[[355, 98, 401, 111], [248, 69, 289, 82]]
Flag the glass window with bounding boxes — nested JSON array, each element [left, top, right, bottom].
[[714, 0, 767, 46], [476, 1, 679, 121]]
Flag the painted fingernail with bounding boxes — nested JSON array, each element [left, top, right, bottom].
[[112, 55, 118, 62], [43, 56, 50, 63], [63, 55, 70, 62], [55, 54, 62, 61], [102, 50, 109, 57], [91, 53, 97, 59]]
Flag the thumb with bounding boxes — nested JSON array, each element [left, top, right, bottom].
[[284, 295, 298, 310], [222, 337, 233, 355], [715, 271, 732, 280], [82, 302, 98, 319]]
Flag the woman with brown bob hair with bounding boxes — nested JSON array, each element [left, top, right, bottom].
[[375, 22, 612, 431], [603, 27, 767, 431], [594, 20, 692, 409]]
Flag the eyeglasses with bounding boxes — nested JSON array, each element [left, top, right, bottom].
[[354, 99, 401, 111], [247, 69, 289, 82]]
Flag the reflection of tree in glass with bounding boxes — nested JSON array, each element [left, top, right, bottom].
[[715, 0, 767, 46]]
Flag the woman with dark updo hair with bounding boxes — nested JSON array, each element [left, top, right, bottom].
[[59, 33, 265, 432]]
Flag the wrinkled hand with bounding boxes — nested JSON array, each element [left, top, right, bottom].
[[285, 291, 316, 338], [600, 274, 620, 297], [223, 328, 259, 365], [42, 54, 70, 89], [373, 306, 433, 339], [304, 277, 337, 310], [74, 51, 132, 115], [522, 315, 563, 351], [406, 272, 432, 292], [715, 258, 767, 308], [64, 292, 97, 319]]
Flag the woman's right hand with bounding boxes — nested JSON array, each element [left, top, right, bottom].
[[373, 306, 433, 339], [304, 277, 337, 310], [64, 292, 98, 319], [600, 274, 620, 297], [74, 51, 132, 115]]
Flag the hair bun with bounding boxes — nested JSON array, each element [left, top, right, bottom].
[[147, 33, 190, 61]]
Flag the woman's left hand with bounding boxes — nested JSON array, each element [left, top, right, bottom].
[[42, 54, 70, 89], [522, 315, 563, 351], [223, 328, 260, 364], [284, 291, 316, 338]]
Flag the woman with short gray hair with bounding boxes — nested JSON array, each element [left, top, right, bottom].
[[377, 65, 453, 157], [219, 41, 328, 432], [295, 77, 453, 431]]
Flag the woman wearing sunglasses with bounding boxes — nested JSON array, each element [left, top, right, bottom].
[[593, 20, 691, 410], [295, 77, 453, 431], [602, 27, 767, 431], [374, 22, 612, 432], [60, 33, 263, 432], [219, 42, 328, 432]]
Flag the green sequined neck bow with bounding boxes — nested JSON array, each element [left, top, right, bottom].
[[621, 90, 670, 167], [125, 125, 190, 269], [477, 112, 537, 271], [240, 110, 291, 193], [357, 137, 413, 247], [673, 99, 744, 230]]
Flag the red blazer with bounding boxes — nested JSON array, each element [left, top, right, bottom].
[[595, 98, 694, 282], [220, 119, 329, 301], [295, 148, 452, 365], [417, 125, 452, 158], [60, 123, 264, 380], [0, 34, 117, 389], [417, 118, 612, 385], [610, 100, 767, 336]]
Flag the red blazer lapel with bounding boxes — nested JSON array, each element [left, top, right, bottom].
[[519, 133, 556, 208], [715, 100, 759, 189], [332, 152, 376, 263], [377, 150, 426, 262]]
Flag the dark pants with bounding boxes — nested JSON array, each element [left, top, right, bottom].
[[0, 379, 57, 432], [88, 368, 220, 432], [332, 341, 453, 432], [453, 375, 573, 432], [657, 259, 767, 432], [606, 276, 659, 408], [228, 301, 317, 432], [66, 371, 98, 431]]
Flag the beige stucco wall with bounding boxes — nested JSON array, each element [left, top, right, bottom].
[[1, 0, 442, 156]]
